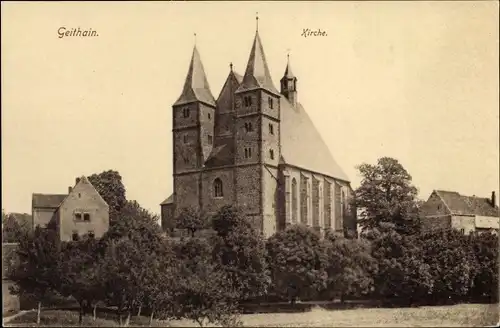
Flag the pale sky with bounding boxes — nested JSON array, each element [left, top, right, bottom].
[[2, 1, 499, 215]]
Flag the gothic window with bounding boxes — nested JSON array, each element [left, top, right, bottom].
[[208, 135, 213, 145], [244, 96, 253, 107], [292, 178, 298, 224], [183, 107, 190, 118], [244, 147, 252, 159], [245, 122, 253, 132], [268, 97, 274, 109], [214, 178, 223, 198], [269, 149, 274, 160], [269, 123, 274, 135]]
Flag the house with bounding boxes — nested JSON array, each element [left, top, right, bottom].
[[161, 23, 356, 238], [420, 190, 499, 234], [32, 176, 109, 241]]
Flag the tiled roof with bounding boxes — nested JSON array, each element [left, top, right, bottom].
[[174, 46, 216, 107], [236, 31, 279, 95], [280, 98, 350, 181], [205, 140, 235, 167], [8, 213, 32, 229], [32, 193, 67, 209], [160, 194, 173, 206], [435, 190, 499, 217]]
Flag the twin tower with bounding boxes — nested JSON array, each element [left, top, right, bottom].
[[164, 25, 355, 238]]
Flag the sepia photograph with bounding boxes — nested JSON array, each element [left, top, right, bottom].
[[1, 1, 499, 327]]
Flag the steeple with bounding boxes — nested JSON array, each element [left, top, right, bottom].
[[236, 25, 279, 95], [174, 44, 216, 107], [280, 52, 298, 106]]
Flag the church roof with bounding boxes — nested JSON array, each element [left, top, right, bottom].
[[174, 46, 216, 107], [280, 98, 350, 182], [236, 31, 279, 95]]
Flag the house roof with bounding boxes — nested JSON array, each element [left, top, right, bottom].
[[236, 31, 280, 95], [280, 98, 350, 181], [435, 190, 499, 217], [32, 193, 67, 209], [174, 45, 216, 107], [160, 194, 173, 206], [8, 213, 32, 228]]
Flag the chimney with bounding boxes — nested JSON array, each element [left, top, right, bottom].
[[68, 186, 72, 193], [492, 191, 496, 207]]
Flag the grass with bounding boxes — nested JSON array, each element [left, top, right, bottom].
[[4, 303, 499, 327]]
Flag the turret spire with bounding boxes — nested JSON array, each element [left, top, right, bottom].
[[174, 43, 216, 107], [280, 50, 298, 106], [236, 19, 279, 95]]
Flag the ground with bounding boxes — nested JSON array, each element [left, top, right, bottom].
[[3, 303, 498, 327]]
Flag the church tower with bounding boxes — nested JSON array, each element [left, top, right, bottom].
[[280, 55, 298, 106], [234, 19, 281, 236], [172, 44, 216, 214]]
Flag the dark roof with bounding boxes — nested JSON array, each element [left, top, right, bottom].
[[282, 56, 295, 79], [174, 45, 216, 107], [435, 190, 499, 217], [160, 194, 173, 206], [205, 140, 235, 167], [8, 213, 32, 229], [236, 30, 280, 95], [32, 193, 67, 209]]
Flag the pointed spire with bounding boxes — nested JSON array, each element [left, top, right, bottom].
[[236, 23, 279, 95], [174, 43, 216, 107], [256, 12, 259, 32], [283, 49, 295, 78]]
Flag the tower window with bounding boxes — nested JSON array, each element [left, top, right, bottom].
[[244, 147, 252, 159], [269, 149, 274, 160], [83, 213, 90, 221], [245, 122, 253, 132], [183, 134, 188, 143], [244, 96, 253, 107], [183, 107, 190, 118], [74, 212, 82, 220], [208, 113, 211, 120], [72, 232, 79, 242], [183, 157, 189, 164], [268, 97, 274, 109], [214, 178, 223, 198], [269, 123, 274, 135], [208, 135, 213, 144]]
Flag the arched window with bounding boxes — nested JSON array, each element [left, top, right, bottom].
[[291, 178, 298, 224], [214, 178, 223, 198]]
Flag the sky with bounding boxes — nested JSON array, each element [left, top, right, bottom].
[[2, 1, 499, 215]]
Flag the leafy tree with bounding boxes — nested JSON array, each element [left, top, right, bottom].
[[175, 206, 208, 238], [2, 212, 23, 243], [324, 232, 377, 302], [211, 206, 271, 301], [354, 157, 421, 235], [370, 224, 433, 306], [87, 170, 127, 224], [57, 237, 103, 325], [173, 237, 241, 327], [469, 232, 498, 302], [266, 225, 328, 304], [8, 226, 62, 325], [420, 229, 477, 304]]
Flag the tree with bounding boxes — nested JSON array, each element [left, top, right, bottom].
[[211, 206, 271, 301], [2, 212, 23, 243], [324, 231, 377, 302], [173, 237, 241, 327], [87, 170, 127, 224], [354, 157, 421, 235], [266, 225, 328, 304], [470, 232, 498, 302], [175, 207, 208, 238], [57, 237, 103, 325], [370, 225, 433, 306], [8, 226, 62, 325]]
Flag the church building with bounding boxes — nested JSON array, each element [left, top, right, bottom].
[[161, 25, 356, 238]]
